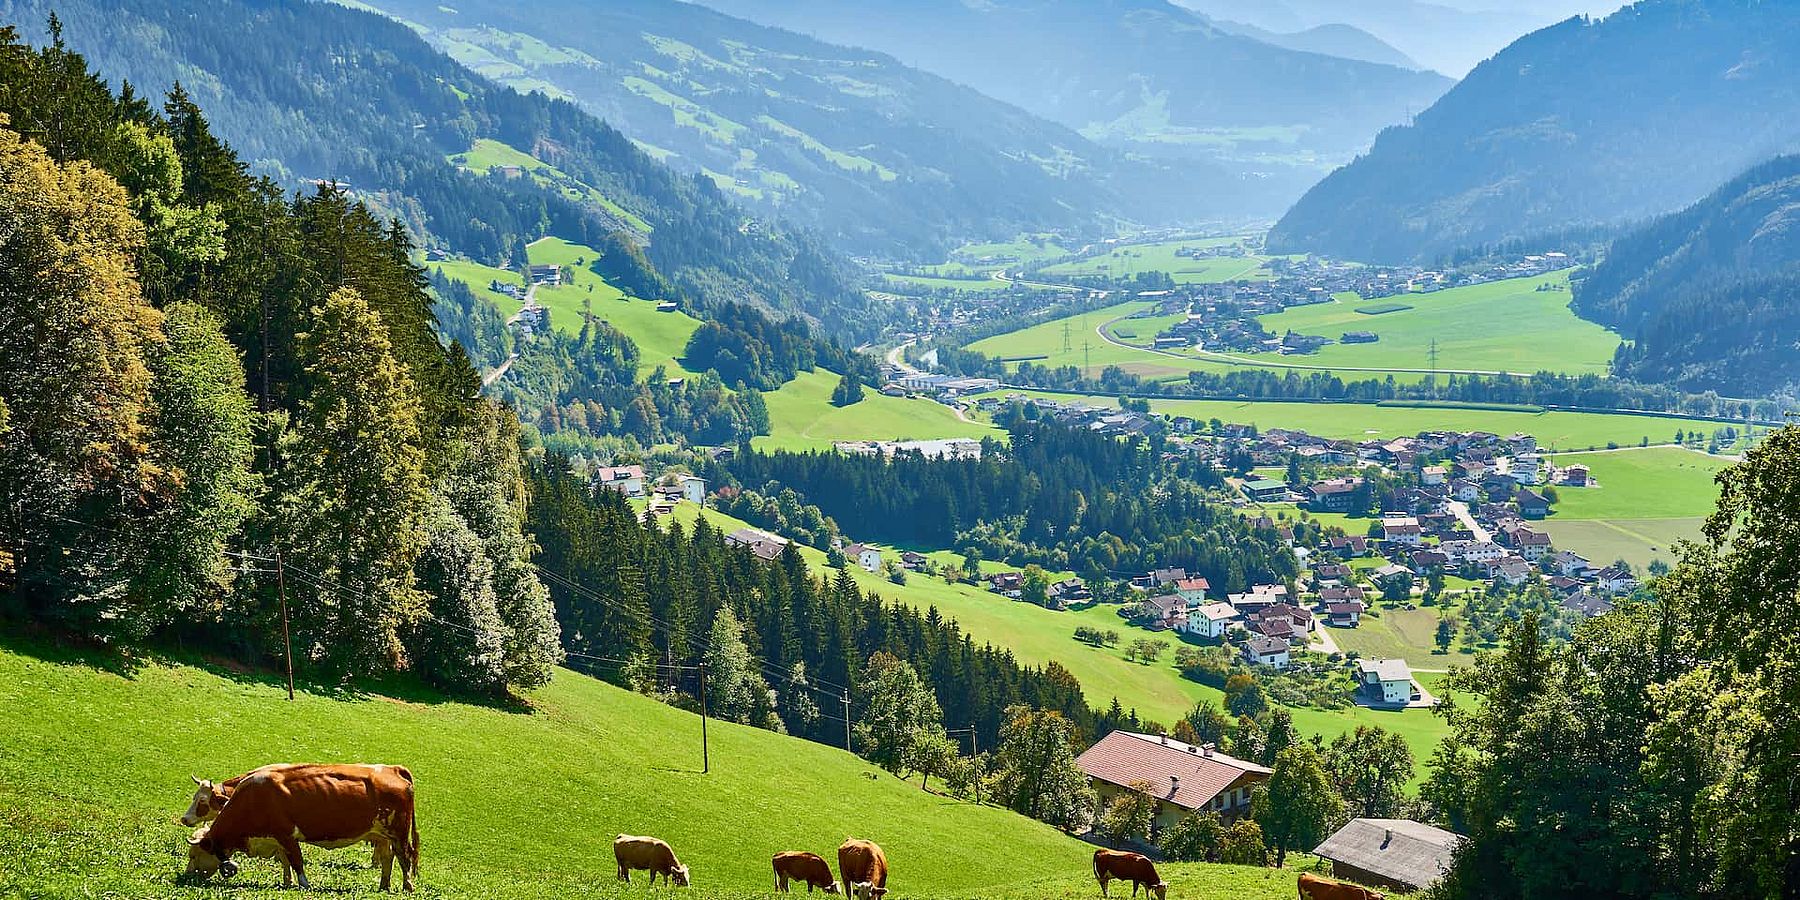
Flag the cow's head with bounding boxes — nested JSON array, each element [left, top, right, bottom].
[[1150, 882, 1167, 900], [183, 826, 238, 881], [179, 776, 227, 827], [851, 882, 886, 900], [823, 881, 842, 895], [671, 863, 691, 887]]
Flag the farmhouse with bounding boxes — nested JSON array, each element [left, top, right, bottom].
[[1243, 634, 1292, 668], [725, 527, 789, 562], [1313, 818, 1463, 893], [1172, 577, 1211, 604], [1240, 479, 1289, 503], [1357, 658, 1417, 706], [1075, 732, 1273, 835], [1182, 601, 1240, 639], [595, 464, 646, 498], [844, 543, 883, 573]]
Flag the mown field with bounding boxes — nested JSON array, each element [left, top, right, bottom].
[[976, 390, 1720, 452], [755, 369, 1001, 453], [660, 506, 1452, 780], [1534, 447, 1728, 569], [0, 636, 1331, 900], [964, 299, 1217, 379], [1238, 273, 1615, 376], [1038, 238, 1271, 284]]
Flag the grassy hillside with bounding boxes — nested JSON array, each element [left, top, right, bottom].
[[1535, 447, 1727, 570], [0, 637, 1312, 899], [1038, 238, 1274, 284], [658, 506, 1449, 779], [756, 370, 1001, 452]]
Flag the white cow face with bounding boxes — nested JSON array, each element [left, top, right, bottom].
[[180, 777, 224, 827], [1151, 882, 1167, 900], [672, 864, 691, 887], [185, 828, 226, 880]]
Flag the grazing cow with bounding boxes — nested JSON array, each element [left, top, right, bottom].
[[614, 835, 690, 887], [184, 763, 419, 892], [836, 838, 888, 900], [1298, 873, 1385, 900], [188, 824, 300, 888], [773, 851, 839, 894], [179, 766, 277, 826], [1093, 849, 1166, 900]]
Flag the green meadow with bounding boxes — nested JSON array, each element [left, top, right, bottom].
[[0, 637, 1312, 900], [452, 138, 650, 232], [1038, 238, 1272, 284], [755, 369, 1001, 453], [1240, 273, 1617, 376], [662, 505, 1452, 781], [881, 273, 1018, 294], [1534, 447, 1728, 569]]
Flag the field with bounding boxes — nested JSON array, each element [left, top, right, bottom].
[[976, 390, 1720, 452], [524, 237, 709, 379], [661, 506, 1452, 780], [1327, 607, 1469, 664], [881, 273, 1018, 294], [1238, 273, 1617, 376], [1533, 447, 1728, 569], [0, 637, 1320, 899], [451, 138, 650, 232], [1038, 238, 1272, 284], [755, 369, 1001, 452], [964, 299, 1221, 379]]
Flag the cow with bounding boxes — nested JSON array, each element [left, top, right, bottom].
[[1298, 872, 1385, 900], [773, 851, 839, 894], [179, 766, 276, 826], [613, 835, 690, 887], [1093, 849, 1166, 900], [836, 838, 888, 900], [188, 823, 300, 888], [184, 763, 419, 892]]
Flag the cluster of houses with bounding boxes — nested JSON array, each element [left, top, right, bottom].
[[879, 372, 1001, 399], [1073, 730, 1463, 892], [831, 438, 985, 460], [593, 464, 708, 518], [983, 570, 1092, 609]]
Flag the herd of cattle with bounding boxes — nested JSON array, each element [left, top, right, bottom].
[[172, 762, 1384, 900]]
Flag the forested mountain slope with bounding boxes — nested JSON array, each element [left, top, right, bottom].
[[1268, 0, 1800, 264], [360, 0, 1224, 260], [1574, 155, 1800, 396], [0, 0, 876, 336], [694, 0, 1451, 205]]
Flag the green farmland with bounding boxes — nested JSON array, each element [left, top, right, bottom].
[[0, 637, 1311, 900], [1038, 237, 1272, 284], [1238, 272, 1618, 376], [1535, 447, 1729, 569]]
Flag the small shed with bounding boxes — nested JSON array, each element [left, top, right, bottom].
[[1313, 818, 1463, 892]]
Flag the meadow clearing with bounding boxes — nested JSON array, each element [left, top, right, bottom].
[[1533, 447, 1729, 569], [1037, 237, 1273, 284], [0, 637, 1317, 900], [755, 369, 1001, 453]]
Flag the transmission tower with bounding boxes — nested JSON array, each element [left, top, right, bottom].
[[1061, 319, 1073, 353], [1427, 338, 1440, 374], [1083, 339, 1091, 376]]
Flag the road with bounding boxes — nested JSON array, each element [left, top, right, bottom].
[[1447, 500, 1491, 543], [883, 339, 982, 425]]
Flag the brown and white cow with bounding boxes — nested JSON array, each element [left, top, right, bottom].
[[184, 763, 419, 892], [1094, 849, 1166, 900], [836, 838, 888, 900], [179, 766, 279, 827], [773, 850, 840, 894], [1298, 872, 1386, 900], [188, 823, 300, 888], [614, 835, 690, 887]]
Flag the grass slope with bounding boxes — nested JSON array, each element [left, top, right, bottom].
[[1532, 447, 1728, 569], [1039, 238, 1272, 284], [522, 237, 708, 380], [660, 506, 1450, 780], [454, 138, 651, 232], [0, 637, 1317, 899], [757, 370, 1000, 453]]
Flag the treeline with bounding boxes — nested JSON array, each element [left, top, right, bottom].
[[928, 340, 1790, 421], [1417, 429, 1800, 898], [9, 0, 880, 340], [524, 462, 1156, 753], [714, 421, 1297, 587], [0, 32, 560, 695]]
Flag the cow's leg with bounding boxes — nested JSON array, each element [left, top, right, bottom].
[[617, 863, 629, 883], [281, 857, 293, 889], [1098, 873, 1111, 898], [373, 839, 394, 891], [277, 836, 308, 890]]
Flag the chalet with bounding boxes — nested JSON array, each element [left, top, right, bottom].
[[1511, 453, 1543, 485], [844, 543, 883, 573], [1143, 594, 1188, 630], [1325, 601, 1366, 627], [1380, 519, 1424, 546], [1563, 464, 1590, 487], [988, 572, 1024, 595], [1313, 819, 1463, 893], [1149, 567, 1189, 587], [1243, 635, 1292, 669], [1512, 529, 1553, 560], [1172, 577, 1211, 604], [1563, 591, 1616, 618], [1307, 478, 1364, 513], [1449, 479, 1481, 502], [1182, 602, 1240, 639], [899, 551, 928, 570], [676, 474, 707, 505], [1050, 578, 1091, 606], [1495, 559, 1533, 586], [1328, 535, 1371, 557], [1595, 564, 1641, 594], [1357, 658, 1417, 706], [1515, 488, 1550, 519], [1075, 732, 1273, 835], [1420, 465, 1447, 486], [1410, 549, 1450, 572], [1227, 583, 1289, 615], [527, 263, 567, 286], [1313, 563, 1352, 584], [1319, 585, 1366, 604], [1240, 479, 1289, 503], [595, 464, 646, 497], [726, 527, 789, 562], [1550, 550, 1595, 578]]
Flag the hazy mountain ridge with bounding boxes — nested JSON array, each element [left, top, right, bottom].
[[363, 0, 1236, 260], [694, 0, 1452, 210], [1577, 154, 1800, 395], [1267, 0, 1800, 265]]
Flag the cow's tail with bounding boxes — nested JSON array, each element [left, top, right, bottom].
[[410, 814, 421, 882]]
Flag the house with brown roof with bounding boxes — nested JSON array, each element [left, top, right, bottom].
[[1075, 732, 1273, 836]]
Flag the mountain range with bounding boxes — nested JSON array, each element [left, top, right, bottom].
[[1575, 154, 1800, 396], [1267, 0, 1800, 265], [692, 0, 1453, 201]]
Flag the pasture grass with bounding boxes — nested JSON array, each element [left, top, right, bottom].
[[1543, 448, 1727, 520], [453, 139, 650, 232], [8, 635, 1241, 900], [1535, 518, 1704, 572], [755, 370, 1000, 453], [1038, 238, 1270, 284]]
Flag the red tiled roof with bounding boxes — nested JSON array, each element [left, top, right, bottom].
[[1075, 731, 1271, 811]]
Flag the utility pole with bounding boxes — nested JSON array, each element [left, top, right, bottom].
[[841, 689, 852, 753], [1061, 319, 1072, 353], [698, 663, 710, 774], [275, 549, 294, 702], [1428, 338, 1440, 375]]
